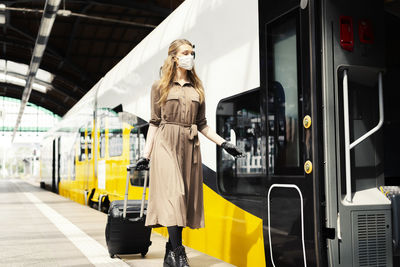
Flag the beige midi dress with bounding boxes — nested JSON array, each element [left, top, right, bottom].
[[144, 80, 207, 229]]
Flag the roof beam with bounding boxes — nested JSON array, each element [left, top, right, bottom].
[[54, 20, 158, 30], [0, 52, 88, 97], [5, 0, 173, 17], [44, 36, 144, 44], [12, 0, 62, 142], [0, 35, 92, 90], [89, 0, 172, 17], [0, 69, 81, 102], [58, 3, 92, 71], [96, 7, 130, 75], [8, 24, 95, 84], [4, 0, 87, 6], [0, 82, 69, 115]]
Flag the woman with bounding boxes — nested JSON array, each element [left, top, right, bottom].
[[136, 39, 244, 267]]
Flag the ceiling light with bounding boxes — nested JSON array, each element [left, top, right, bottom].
[[0, 4, 6, 25], [32, 83, 47, 94], [0, 73, 48, 93], [0, 60, 54, 83]]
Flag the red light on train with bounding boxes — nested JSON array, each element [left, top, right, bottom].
[[359, 19, 374, 44], [340, 16, 354, 51]]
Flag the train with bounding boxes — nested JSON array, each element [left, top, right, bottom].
[[39, 0, 400, 266]]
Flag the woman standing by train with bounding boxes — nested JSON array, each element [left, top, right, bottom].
[[136, 39, 244, 267]]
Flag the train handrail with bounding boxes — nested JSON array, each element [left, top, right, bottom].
[[343, 70, 384, 203]]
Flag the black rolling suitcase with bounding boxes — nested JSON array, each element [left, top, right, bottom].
[[381, 186, 400, 256], [105, 164, 152, 258], [391, 193, 400, 256], [385, 187, 400, 256]]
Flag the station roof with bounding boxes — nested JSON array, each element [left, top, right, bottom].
[[0, 0, 184, 116], [2, 0, 400, 117]]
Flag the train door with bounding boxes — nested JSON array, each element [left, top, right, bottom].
[[51, 138, 56, 193], [384, 7, 400, 265], [321, 0, 400, 266], [51, 136, 60, 193], [260, 1, 323, 266], [77, 126, 86, 201], [86, 121, 93, 191], [57, 136, 61, 193]]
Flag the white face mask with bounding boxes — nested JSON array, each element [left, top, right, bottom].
[[177, 54, 194, 70]]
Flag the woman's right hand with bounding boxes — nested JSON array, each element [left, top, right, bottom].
[[136, 157, 150, 170], [221, 141, 245, 158]]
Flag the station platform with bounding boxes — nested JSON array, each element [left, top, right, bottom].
[[0, 178, 235, 267]]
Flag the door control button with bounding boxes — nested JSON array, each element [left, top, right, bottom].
[[304, 160, 313, 174], [303, 115, 312, 128]]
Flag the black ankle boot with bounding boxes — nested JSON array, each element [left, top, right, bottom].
[[164, 241, 172, 261], [173, 245, 190, 267], [164, 242, 177, 267]]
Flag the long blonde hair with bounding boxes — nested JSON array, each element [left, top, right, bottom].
[[157, 39, 205, 105]]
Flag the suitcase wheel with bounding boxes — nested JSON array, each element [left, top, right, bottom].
[[109, 253, 115, 258], [141, 249, 148, 257]]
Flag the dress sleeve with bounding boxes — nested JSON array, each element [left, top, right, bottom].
[[196, 100, 208, 131], [149, 81, 161, 127]]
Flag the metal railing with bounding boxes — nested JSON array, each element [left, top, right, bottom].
[[343, 70, 384, 202]]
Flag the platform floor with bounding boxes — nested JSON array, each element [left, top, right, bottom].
[[0, 178, 235, 267]]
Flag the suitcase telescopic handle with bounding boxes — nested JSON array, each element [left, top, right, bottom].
[[123, 164, 148, 219], [139, 170, 148, 218]]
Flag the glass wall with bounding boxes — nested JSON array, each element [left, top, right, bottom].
[[0, 96, 60, 178], [0, 96, 60, 135]]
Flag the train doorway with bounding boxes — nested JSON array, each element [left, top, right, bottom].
[[322, 0, 400, 266], [259, 1, 323, 266]]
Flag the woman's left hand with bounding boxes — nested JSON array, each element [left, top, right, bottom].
[[136, 157, 150, 170], [221, 141, 245, 158]]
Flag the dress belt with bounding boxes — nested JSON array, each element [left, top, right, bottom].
[[159, 121, 200, 164]]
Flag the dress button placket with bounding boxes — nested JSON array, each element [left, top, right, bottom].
[[182, 88, 186, 122], [181, 87, 185, 162]]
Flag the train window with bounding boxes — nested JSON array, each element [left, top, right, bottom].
[[108, 116, 123, 157], [109, 129, 123, 157], [267, 11, 303, 175], [129, 127, 145, 186], [100, 130, 106, 158], [129, 126, 148, 187], [127, 116, 148, 164], [99, 116, 106, 158], [79, 128, 86, 161], [129, 128, 145, 164], [216, 88, 264, 195], [87, 123, 92, 160], [71, 154, 76, 180], [128, 118, 149, 186], [60, 152, 67, 180]]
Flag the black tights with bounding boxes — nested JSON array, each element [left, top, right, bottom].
[[167, 226, 183, 250]]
